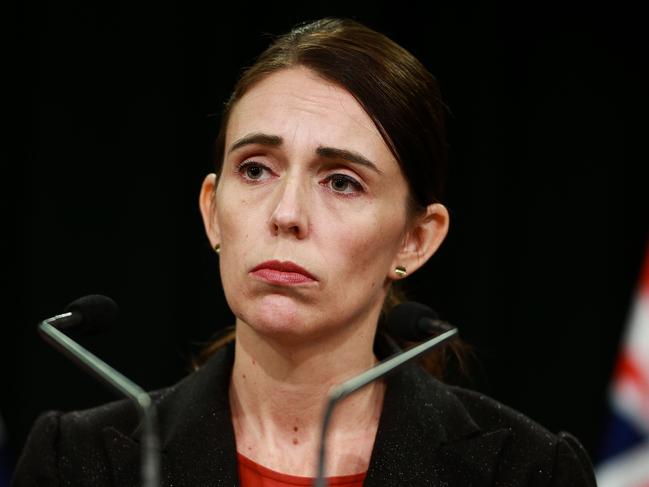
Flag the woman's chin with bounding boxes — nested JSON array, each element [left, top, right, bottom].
[[237, 294, 326, 340]]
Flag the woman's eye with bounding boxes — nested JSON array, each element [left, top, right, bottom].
[[325, 174, 364, 195], [238, 161, 269, 181]]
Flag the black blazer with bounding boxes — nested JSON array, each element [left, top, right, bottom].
[[12, 337, 596, 486]]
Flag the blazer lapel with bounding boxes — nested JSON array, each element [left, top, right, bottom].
[[434, 429, 510, 486], [365, 335, 510, 486], [102, 425, 142, 486], [102, 343, 239, 486], [156, 343, 238, 486]]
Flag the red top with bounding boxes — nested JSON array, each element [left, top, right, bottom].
[[237, 452, 367, 487]]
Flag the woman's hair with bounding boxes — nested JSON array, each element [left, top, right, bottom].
[[213, 17, 448, 214], [197, 18, 470, 380]]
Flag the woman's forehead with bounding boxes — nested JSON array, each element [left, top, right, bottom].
[[225, 67, 394, 164]]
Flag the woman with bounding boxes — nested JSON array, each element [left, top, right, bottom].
[[13, 18, 596, 486]]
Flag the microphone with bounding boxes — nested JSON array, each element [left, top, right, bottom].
[[314, 302, 459, 487], [46, 294, 119, 334], [38, 295, 160, 487], [386, 301, 454, 341]]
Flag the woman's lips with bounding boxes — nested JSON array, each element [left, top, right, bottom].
[[250, 260, 317, 285]]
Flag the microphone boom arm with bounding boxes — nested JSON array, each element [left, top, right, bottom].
[[39, 314, 160, 487], [313, 327, 458, 487]]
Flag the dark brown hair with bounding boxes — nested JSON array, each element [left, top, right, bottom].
[[213, 17, 448, 212], [197, 18, 469, 380]]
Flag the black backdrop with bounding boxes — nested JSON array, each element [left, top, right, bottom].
[[3, 1, 648, 473]]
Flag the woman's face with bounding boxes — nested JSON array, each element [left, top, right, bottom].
[[200, 66, 447, 342]]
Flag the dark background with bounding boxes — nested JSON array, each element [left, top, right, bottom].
[[3, 1, 648, 474]]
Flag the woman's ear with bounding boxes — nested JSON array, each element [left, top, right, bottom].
[[199, 173, 220, 248], [389, 203, 449, 280]]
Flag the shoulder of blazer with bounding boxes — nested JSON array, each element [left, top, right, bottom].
[[13, 342, 238, 487], [447, 385, 597, 486], [364, 338, 596, 487], [12, 410, 63, 487]]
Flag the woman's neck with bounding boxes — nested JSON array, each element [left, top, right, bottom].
[[229, 320, 385, 477]]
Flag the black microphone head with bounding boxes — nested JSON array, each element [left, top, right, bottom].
[[386, 301, 440, 341], [63, 294, 119, 334]]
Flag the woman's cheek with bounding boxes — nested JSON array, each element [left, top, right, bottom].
[[340, 225, 385, 273]]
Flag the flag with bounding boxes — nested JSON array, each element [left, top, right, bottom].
[[597, 243, 649, 487]]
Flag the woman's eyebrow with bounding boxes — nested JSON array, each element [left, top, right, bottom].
[[229, 133, 283, 153], [316, 146, 383, 175], [228, 133, 383, 175]]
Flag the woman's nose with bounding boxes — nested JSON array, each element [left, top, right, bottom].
[[268, 179, 309, 239]]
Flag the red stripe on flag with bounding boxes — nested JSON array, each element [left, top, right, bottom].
[[616, 353, 649, 399]]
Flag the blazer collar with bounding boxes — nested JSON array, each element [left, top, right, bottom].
[[364, 335, 509, 486], [103, 342, 239, 485], [103, 335, 510, 486]]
